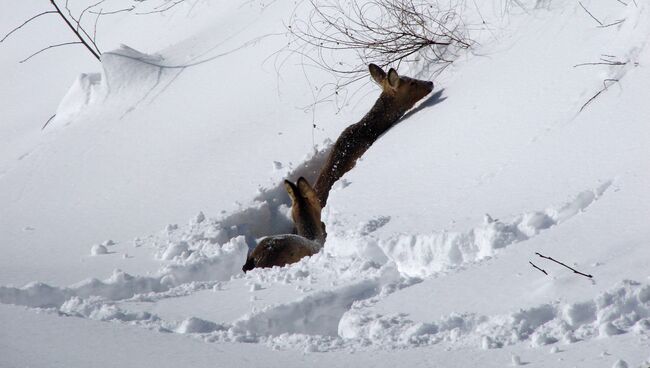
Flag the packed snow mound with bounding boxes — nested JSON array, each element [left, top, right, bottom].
[[176, 317, 226, 334], [60, 296, 159, 324], [90, 244, 109, 256], [231, 278, 382, 337]]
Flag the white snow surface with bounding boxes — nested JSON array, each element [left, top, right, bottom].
[[1, 0, 650, 367]]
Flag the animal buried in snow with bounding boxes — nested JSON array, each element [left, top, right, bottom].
[[243, 64, 434, 271], [242, 177, 325, 271]]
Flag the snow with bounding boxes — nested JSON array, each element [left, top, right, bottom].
[[613, 359, 630, 368], [326, 181, 612, 277], [91, 244, 109, 256], [1, 0, 650, 366]]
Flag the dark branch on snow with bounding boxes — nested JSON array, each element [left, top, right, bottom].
[[535, 252, 593, 279], [579, 78, 619, 112], [529, 261, 548, 276]]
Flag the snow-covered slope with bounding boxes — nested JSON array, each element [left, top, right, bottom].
[[1, 0, 649, 367]]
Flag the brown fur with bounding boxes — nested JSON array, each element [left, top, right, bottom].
[[314, 64, 434, 207], [242, 177, 325, 272]]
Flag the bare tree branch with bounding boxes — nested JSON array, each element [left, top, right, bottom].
[[283, 0, 472, 105], [19, 41, 83, 63], [1, 11, 57, 43], [49, 0, 101, 60], [89, 6, 135, 16], [63, 0, 102, 55], [136, 0, 185, 15]]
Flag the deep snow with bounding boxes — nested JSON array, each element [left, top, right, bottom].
[[1, 0, 649, 367]]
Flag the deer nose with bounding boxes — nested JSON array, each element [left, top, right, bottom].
[[427, 81, 434, 90]]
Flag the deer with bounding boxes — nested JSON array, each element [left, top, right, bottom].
[[242, 177, 326, 272], [313, 64, 434, 207]]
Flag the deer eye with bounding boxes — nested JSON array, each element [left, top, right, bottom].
[[410, 81, 415, 86]]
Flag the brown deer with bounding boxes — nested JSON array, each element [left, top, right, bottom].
[[314, 64, 434, 207], [242, 177, 326, 272]]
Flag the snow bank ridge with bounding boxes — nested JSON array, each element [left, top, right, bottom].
[[0, 236, 248, 309], [51, 45, 175, 127], [338, 280, 650, 349], [329, 181, 612, 277], [231, 278, 381, 338]]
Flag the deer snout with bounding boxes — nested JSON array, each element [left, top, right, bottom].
[[426, 81, 434, 92]]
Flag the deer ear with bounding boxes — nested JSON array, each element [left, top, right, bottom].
[[297, 177, 321, 211], [387, 68, 400, 89], [284, 180, 298, 203], [369, 64, 386, 85]]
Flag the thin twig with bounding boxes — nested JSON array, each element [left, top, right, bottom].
[[89, 6, 135, 15], [283, 0, 471, 107], [1, 11, 57, 43], [19, 41, 82, 63], [42, 114, 57, 130], [136, 0, 184, 15], [579, 78, 619, 112], [573, 61, 626, 67], [102, 32, 277, 69], [529, 261, 548, 276], [93, 8, 102, 44], [598, 19, 625, 28], [535, 252, 593, 279], [64, 0, 102, 55], [578, 1, 603, 26]]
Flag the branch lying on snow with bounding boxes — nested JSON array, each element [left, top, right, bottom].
[[535, 252, 593, 279], [529, 261, 548, 276], [574, 55, 627, 68], [598, 19, 625, 28], [42, 114, 57, 130], [578, 1, 627, 28], [578, 1, 603, 26], [579, 78, 619, 113]]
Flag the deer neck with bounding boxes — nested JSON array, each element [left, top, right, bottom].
[[359, 93, 408, 138], [296, 216, 326, 246]]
